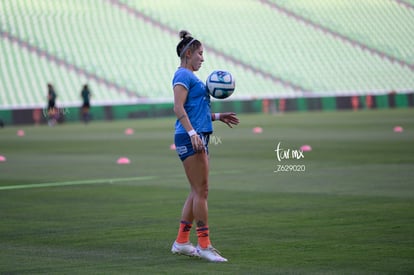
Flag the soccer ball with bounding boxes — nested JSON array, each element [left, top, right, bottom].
[[206, 70, 235, 99]]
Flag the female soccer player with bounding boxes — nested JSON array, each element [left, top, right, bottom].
[[171, 30, 239, 262]]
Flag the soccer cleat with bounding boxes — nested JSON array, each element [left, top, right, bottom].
[[171, 241, 200, 257], [196, 245, 228, 262]]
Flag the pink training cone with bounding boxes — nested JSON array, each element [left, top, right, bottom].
[[300, 145, 312, 152], [17, 129, 25, 137], [117, 157, 131, 164], [393, 126, 403, 133], [124, 128, 134, 135], [0, 155, 6, 162], [252, 127, 263, 134]]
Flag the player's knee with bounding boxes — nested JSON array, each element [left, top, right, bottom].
[[192, 183, 209, 199]]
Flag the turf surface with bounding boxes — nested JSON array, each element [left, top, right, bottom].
[[0, 109, 413, 274]]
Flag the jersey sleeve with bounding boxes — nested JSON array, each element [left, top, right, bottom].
[[172, 69, 191, 91]]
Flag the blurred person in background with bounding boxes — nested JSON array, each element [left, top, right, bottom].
[[80, 84, 92, 123], [47, 83, 58, 126]]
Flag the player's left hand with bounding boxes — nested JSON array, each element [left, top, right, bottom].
[[219, 112, 239, 128]]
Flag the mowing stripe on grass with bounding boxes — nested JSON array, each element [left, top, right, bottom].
[[0, 170, 241, 191], [0, 176, 157, 191]]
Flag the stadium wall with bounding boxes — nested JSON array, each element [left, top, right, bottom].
[[0, 93, 413, 126]]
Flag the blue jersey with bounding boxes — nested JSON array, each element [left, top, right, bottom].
[[173, 67, 213, 134]]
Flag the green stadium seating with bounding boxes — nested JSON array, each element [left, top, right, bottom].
[[268, 0, 414, 63], [0, 0, 413, 109], [124, 0, 414, 93]]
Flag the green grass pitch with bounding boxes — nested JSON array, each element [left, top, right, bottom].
[[0, 109, 413, 274]]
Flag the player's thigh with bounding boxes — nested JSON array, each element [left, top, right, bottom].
[[183, 152, 209, 190]]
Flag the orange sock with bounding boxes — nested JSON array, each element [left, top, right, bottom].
[[176, 220, 192, 244], [196, 226, 211, 248]]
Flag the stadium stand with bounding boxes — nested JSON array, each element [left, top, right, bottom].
[[266, 0, 414, 63], [394, 0, 414, 9], [0, 0, 413, 109]]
